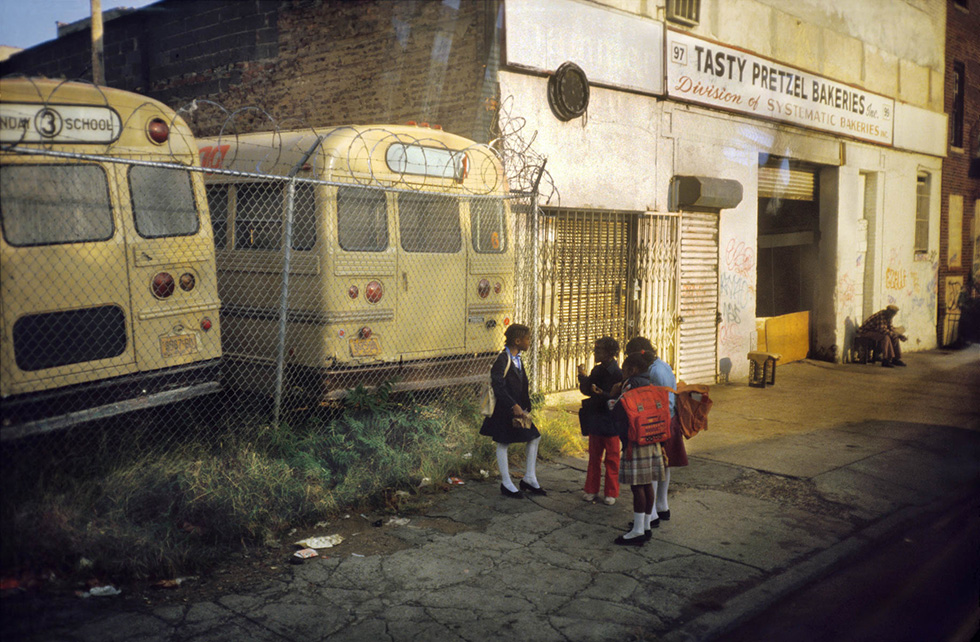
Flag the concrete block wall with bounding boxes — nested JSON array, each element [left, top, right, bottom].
[[0, 0, 496, 142]]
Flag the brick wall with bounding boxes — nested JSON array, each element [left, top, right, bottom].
[[0, 0, 498, 142], [939, 0, 980, 344]]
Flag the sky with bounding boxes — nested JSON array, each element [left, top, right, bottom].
[[0, 0, 160, 50]]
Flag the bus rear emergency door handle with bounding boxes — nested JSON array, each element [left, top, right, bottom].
[[402, 272, 408, 291]]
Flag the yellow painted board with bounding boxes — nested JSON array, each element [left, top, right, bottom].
[[764, 311, 809, 364]]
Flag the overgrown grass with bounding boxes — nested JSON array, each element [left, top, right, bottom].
[[0, 385, 582, 582]]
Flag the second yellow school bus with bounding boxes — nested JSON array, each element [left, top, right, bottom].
[[199, 124, 514, 398]]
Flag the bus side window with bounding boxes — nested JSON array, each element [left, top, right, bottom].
[[471, 198, 507, 254], [233, 182, 316, 251], [234, 183, 281, 250], [338, 186, 388, 252], [205, 185, 229, 249], [398, 193, 461, 253], [130, 166, 199, 238], [0, 164, 114, 246]]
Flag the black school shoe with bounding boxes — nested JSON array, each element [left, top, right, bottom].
[[500, 484, 525, 499], [658, 510, 671, 521], [519, 479, 547, 496], [614, 533, 646, 547]]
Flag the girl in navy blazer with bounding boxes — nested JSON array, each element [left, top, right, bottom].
[[479, 323, 545, 498]]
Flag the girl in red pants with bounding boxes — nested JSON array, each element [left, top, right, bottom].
[[578, 337, 623, 505]]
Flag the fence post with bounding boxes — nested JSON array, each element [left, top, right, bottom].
[[529, 160, 546, 395], [273, 136, 325, 427]]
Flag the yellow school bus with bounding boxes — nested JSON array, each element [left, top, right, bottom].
[[0, 78, 221, 437], [198, 124, 513, 398]]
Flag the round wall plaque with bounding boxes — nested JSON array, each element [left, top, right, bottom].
[[547, 62, 589, 121]]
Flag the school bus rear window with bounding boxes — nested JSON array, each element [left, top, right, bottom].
[[471, 198, 507, 254], [338, 186, 388, 252], [0, 164, 113, 246], [398, 193, 461, 254], [130, 165, 199, 238]]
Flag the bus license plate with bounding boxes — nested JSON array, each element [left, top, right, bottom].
[[350, 336, 381, 357], [161, 334, 198, 358]]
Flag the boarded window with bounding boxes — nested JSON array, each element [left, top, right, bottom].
[[915, 173, 930, 255], [0, 164, 113, 246], [399, 193, 461, 253], [130, 166, 199, 238], [338, 186, 388, 252], [13, 305, 127, 371]]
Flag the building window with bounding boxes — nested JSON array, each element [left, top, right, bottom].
[[953, 0, 968, 10], [666, 0, 700, 26], [915, 172, 930, 256], [951, 61, 965, 149]]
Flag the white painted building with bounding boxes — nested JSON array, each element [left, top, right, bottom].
[[499, 0, 947, 384]]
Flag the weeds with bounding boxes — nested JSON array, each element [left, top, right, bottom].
[[0, 386, 582, 582]]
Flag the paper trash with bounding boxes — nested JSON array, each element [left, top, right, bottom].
[[295, 534, 343, 549]]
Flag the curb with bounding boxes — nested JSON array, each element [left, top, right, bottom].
[[661, 484, 980, 642]]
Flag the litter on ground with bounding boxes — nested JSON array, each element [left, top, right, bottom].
[[294, 534, 343, 549]]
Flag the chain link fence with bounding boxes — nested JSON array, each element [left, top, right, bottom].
[[1, 131, 542, 464]]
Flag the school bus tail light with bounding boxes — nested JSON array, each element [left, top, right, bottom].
[[147, 118, 169, 144], [348, 285, 359, 299], [201, 317, 213, 331], [494, 282, 502, 294], [179, 273, 196, 291], [359, 326, 372, 339], [366, 281, 383, 304], [152, 272, 175, 298], [478, 279, 491, 298]]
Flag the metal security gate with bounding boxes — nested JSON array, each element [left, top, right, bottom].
[[677, 211, 719, 384], [635, 213, 680, 367], [537, 208, 638, 391]]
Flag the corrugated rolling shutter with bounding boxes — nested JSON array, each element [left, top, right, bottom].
[[677, 211, 718, 384], [758, 166, 816, 201]]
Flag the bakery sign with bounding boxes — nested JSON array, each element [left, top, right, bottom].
[[666, 30, 894, 146]]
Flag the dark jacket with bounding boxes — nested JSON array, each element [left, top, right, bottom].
[[578, 359, 622, 437], [479, 349, 540, 444]]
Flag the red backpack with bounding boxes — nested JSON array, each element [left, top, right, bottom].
[[618, 385, 672, 447]]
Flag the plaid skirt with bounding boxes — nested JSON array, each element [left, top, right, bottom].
[[619, 443, 666, 486]]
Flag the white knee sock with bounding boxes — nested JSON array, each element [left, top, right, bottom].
[[523, 437, 540, 488], [623, 512, 646, 539], [497, 443, 518, 492], [644, 511, 655, 530], [656, 469, 670, 512]]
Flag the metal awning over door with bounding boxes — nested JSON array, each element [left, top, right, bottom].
[[677, 211, 719, 384]]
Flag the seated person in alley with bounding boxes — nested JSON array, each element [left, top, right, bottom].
[[858, 304, 908, 367]]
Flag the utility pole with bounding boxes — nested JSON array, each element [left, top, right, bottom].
[[91, 0, 104, 85]]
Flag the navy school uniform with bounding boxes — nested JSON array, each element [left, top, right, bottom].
[[479, 348, 540, 444]]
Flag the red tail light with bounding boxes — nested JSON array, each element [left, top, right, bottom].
[[201, 317, 212, 331], [359, 326, 372, 339], [152, 272, 175, 298], [494, 282, 502, 294], [504, 317, 511, 326], [147, 118, 169, 144], [180, 273, 196, 291], [348, 285, 359, 299], [366, 281, 383, 304], [478, 279, 491, 298]]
